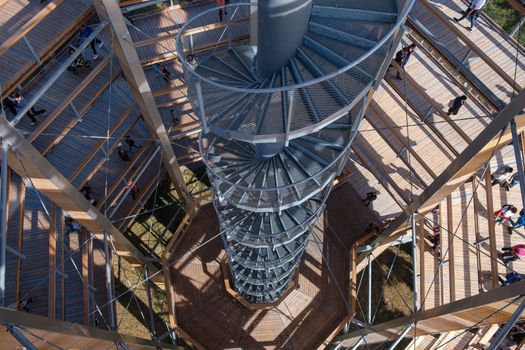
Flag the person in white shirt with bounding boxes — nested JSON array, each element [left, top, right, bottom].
[[454, 0, 487, 31]]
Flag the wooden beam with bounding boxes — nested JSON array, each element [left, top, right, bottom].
[[506, 0, 525, 17], [81, 230, 90, 325], [483, 171, 499, 289], [94, 0, 194, 211], [420, 0, 523, 91], [355, 87, 525, 273], [418, 218, 426, 310], [335, 280, 525, 344], [0, 306, 179, 349], [446, 195, 456, 302], [350, 244, 357, 315], [28, 56, 112, 144], [0, 0, 66, 57], [48, 205, 57, 319]]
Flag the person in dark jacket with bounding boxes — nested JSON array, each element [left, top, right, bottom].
[[447, 95, 468, 116], [391, 44, 416, 80]]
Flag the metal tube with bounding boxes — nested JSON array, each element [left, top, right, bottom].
[[348, 337, 365, 350], [367, 254, 372, 323], [486, 297, 525, 350], [11, 21, 108, 126], [6, 325, 38, 350], [411, 214, 419, 313], [144, 267, 157, 339], [387, 323, 414, 350], [22, 36, 42, 65], [0, 140, 8, 306], [510, 119, 525, 210], [103, 231, 116, 330]]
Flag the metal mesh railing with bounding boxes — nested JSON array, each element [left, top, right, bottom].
[[178, 0, 415, 142]]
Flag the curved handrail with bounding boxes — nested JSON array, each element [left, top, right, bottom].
[[176, 0, 415, 94], [198, 113, 357, 193]]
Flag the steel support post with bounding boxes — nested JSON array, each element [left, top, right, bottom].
[[486, 297, 525, 350], [0, 140, 8, 306], [411, 214, 419, 313], [387, 323, 413, 350], [510, 119, 525, 210], [368, 255, 372, 323], [6, 325, 38, 350], [22, 36, 42, 65], [103, 231, 116, 331]]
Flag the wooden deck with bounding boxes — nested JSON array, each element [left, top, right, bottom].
[[167, 187, 381, 349], [1, 0, 525, 347]]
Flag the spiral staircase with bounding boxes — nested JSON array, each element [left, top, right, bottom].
[[178, 0, 414, 303]]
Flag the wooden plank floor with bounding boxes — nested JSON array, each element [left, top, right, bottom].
[[169, 202, 356, 349], [0, 0, 91, 91]]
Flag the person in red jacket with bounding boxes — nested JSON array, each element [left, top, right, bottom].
[[500, 244, 525, 264]]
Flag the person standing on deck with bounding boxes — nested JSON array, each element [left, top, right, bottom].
[[447, 95, 468, 116], [217, 0, 226, 22], [125, 135, 141, 154], [79, 24, 103, 60], [362, 190, 378, 207], [390, 44, 416, 80], [454, 0, 486, 31], [494, 204, 518, 225], [491, 164, 514, 188], [8, 92, 46, 125], [500, 244, 525, 264]]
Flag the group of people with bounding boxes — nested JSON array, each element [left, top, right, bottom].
[[5, 92, 46, 125], [489, 164, 525, 271], [117, 135, 141, 162], [454, 0, 487, 32]]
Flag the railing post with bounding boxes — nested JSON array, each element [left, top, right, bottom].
[[195, 79, 208, 133], [22, 36, 42, 65], [103, 231, 116, 330], [285, 90, 294, 147], [0, 139, 8, 306]]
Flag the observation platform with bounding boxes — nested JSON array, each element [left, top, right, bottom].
[[165, 185, 378, 349]]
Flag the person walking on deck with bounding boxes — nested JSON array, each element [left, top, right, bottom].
[[217, 0, 227, 22], [454, 0, 486, 31], [8, 92, 46, 125], [390, 44, 416, 80], [125, 135, 141, 154], [508, 209, 525, 234], [498, 271, 525, 286], [447, 95, 468, 116], [362, 190, 378, 207], [500, 244, 525, 264], [79, 24, 103, 60], [494, 204, 518, 225], [491, 164, 514, 189], [127, 179, 139, 201]]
